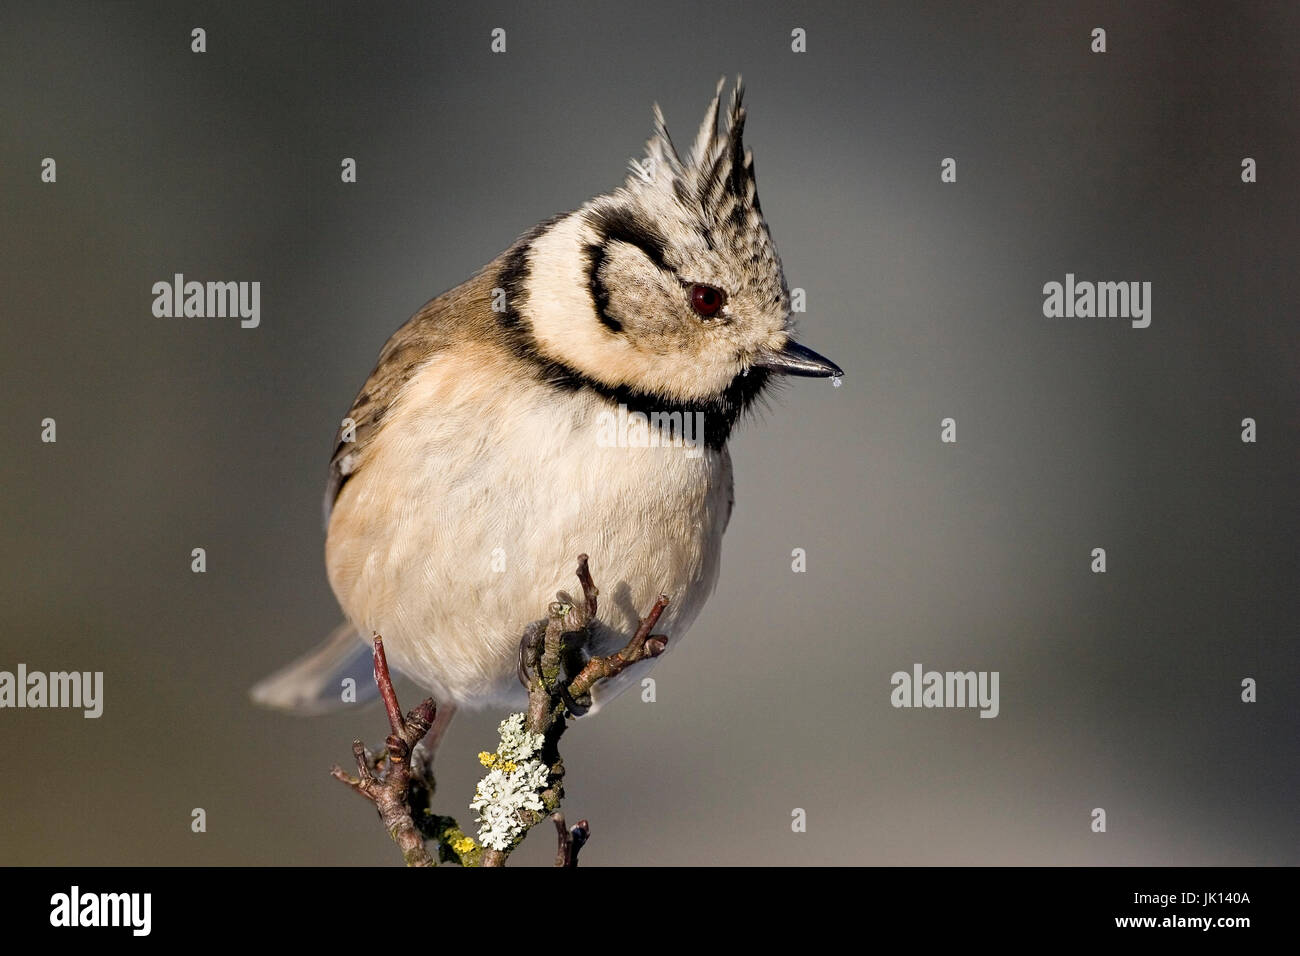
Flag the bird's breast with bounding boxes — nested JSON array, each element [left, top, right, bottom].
[[325, 349, 734, 710]]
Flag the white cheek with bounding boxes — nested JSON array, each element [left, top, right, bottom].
[[526, 211, 736, 399]]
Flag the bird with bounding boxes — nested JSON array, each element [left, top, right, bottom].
[[251, 78, 841, 745]]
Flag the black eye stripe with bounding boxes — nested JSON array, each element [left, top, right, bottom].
[[584, 241, 622, 334], [586, 207, 675, 276]]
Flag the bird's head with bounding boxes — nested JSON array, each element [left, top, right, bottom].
[[510, 78, 841, 430]]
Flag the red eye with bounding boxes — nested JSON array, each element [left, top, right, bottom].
[[690, 284, 724, 318]]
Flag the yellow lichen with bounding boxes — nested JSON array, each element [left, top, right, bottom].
[[451, 836, 477, 855]]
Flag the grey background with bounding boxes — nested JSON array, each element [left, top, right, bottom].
[[1, 1, 1296, 865]]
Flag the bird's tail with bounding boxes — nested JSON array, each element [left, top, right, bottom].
[[250, 621, 378, 715]]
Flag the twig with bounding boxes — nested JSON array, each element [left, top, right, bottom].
[[552, 813, 590, 868], [567, 593, 669, 704], [330, 636, 437, 867]]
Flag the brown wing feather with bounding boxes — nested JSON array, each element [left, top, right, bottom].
[[322, 264, 502, 525]]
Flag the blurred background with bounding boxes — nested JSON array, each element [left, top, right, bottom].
[[1, 1, 1296, 865]]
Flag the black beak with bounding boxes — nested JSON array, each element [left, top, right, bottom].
[[753, 340, 843, 378]]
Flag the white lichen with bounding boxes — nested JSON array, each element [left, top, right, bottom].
[[470, 713, 550, 850], [495, 712, 544, 763]]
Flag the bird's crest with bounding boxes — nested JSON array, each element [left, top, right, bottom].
[[624, 76, 769, 263], [629, 78, 760, 211]]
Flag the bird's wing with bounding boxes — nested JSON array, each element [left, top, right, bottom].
[[322, 266, 500, 525], [325, 322, 435, 524]]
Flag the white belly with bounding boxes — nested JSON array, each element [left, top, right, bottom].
[[325, 352, 733, 712]]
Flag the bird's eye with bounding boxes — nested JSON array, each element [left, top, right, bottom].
[[689, 284, 725, 318]]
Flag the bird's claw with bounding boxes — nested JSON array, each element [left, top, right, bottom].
[[516, 619, 546, 688]]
